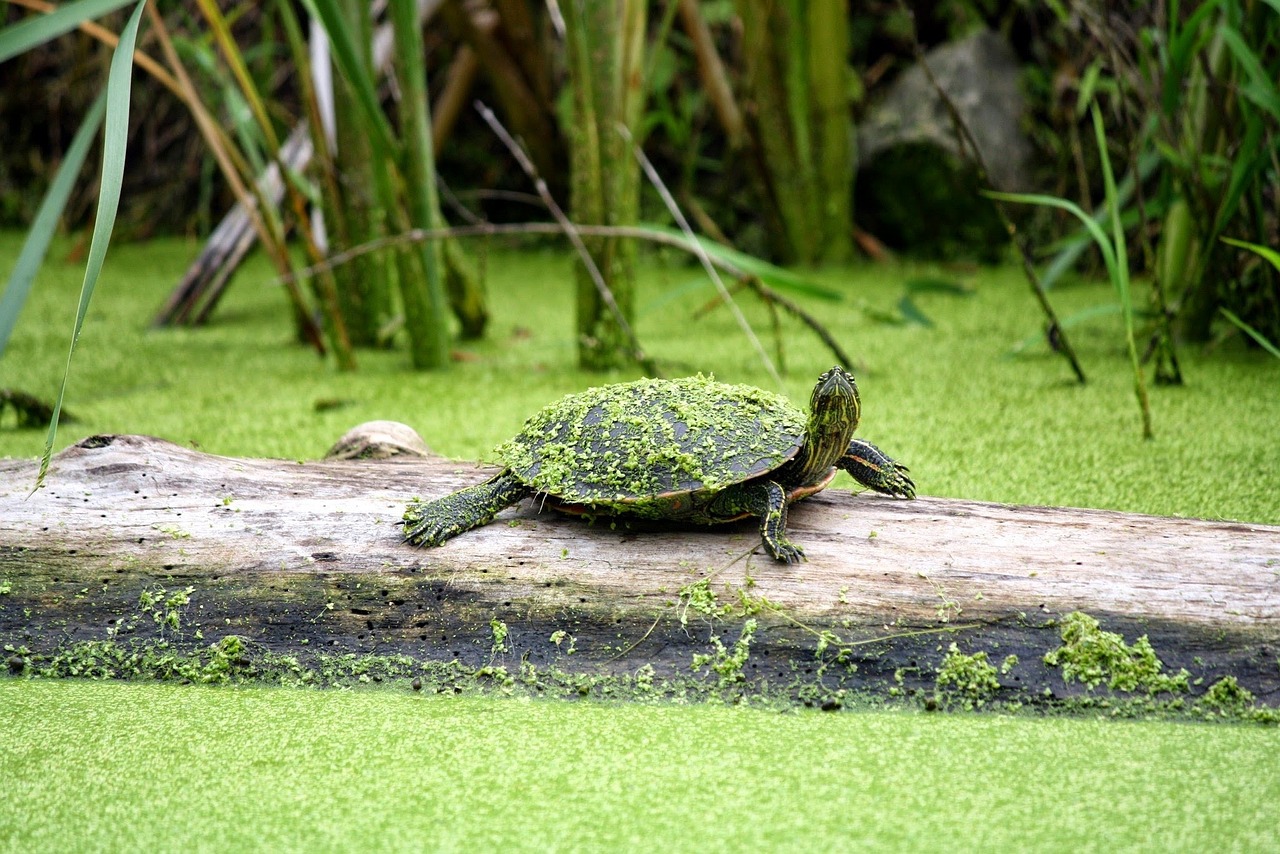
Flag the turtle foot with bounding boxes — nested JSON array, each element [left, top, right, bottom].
[[402, 472, 531, 548], [841, 439, 916, 499], [766, 540, 807, 564]]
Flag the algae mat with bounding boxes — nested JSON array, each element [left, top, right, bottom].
[[3, 680, 1277, 851]]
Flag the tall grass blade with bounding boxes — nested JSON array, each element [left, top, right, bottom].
[[0, 90, 107, 358], [984, 105, 1156, 439], [627, 224, 842, 301], [1219, 308, 1280, 359], [984, 191, 1122, 281], [1091, 103, 1152, 439], [34, 0, 147, 492], [1220, 236, 1280, 273], [0, 0, 137, 62], [1217, 24, 1280, 122]]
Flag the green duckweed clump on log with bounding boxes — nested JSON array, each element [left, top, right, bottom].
[[1043, 612, 1190, 694]]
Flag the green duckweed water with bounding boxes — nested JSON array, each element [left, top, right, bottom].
[[3, 235, 1279, 848], [3, 680, 1278, 851]]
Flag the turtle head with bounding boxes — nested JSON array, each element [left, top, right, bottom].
[[809, 366, 861, 432], [795, 366, 861, 483]]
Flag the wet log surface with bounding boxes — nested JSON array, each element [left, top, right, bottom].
[[2, 434, 1277, 706]]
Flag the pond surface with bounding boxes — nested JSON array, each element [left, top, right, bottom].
[[3, 680, 1277, 850]]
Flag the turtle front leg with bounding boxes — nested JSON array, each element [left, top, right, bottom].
[[713, 480, 806, 564], [839, 439, 916, 499], [403, 470, 531, 547]]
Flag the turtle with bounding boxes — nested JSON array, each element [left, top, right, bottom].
[[402, 366, 915, 563]]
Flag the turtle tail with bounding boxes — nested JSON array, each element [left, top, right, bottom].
[[404, 471, 531, 547], [839, 439, 916, 499]]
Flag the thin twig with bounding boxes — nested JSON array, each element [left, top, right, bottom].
[[474, 101, 655, 374], [898, 3, 1087, 384], [617, 123, 783, 388], [280, 222, 747, 284], [742, 278, 858, 370]]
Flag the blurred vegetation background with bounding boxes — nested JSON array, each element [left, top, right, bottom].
[[1, 0, 1277, 379]]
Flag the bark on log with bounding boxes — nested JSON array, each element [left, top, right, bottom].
[[2, 434, 1277, 707]]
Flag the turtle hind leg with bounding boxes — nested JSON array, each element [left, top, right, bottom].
[[404, 471, 531, 547], [839, 439, 916, 499]]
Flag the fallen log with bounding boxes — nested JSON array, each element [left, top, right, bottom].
[[1, 433, 1277, 709]]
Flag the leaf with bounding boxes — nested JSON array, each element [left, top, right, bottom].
[[0, 0, 137, 63], [1219, 308, 1280, 359], [1217, 24, 1280, 122], [0, 90, 107, 359], [1220, 236, 1280, 273], [896, 295, 933, 327], [629, 224, 843, 301], [1035, 151, 1160, 290], [35, 0, 147, 492], [983, 190, 1121, 286]]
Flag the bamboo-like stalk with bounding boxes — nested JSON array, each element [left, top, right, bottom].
[[326, 0, 393, 347], [805, 0, 853, 263], [389, 0, 450, 369], [562, 0, 647, 371], [735, 0, 816, 264]]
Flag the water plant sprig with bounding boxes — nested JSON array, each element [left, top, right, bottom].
[[986, 103, 1154, 440]]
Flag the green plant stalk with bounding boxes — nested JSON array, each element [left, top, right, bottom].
[[302, 0, 397, 157], [272, 0, 353, 275], [329, 0, 394, 346], [805, 0, 853, 263], [563, 0, 644, 371], [193, 0, 354, 367], [735, 0, 816, 264], [388, 0, 450, 369], [783, 1, 812, 204], [35, 0, 147, 490], [0, 90, 106, 359], [194, 0, 281, 153], [1092, 104, 1152, 439]]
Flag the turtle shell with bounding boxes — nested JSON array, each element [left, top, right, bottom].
[[494, 375, 807, 513]]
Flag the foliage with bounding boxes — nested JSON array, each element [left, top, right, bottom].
[[1043, 612, 1190, 695], [1041, 1, 1280, 350], [987, 103, 1153, 438]]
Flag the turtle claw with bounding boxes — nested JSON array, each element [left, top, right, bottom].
[[767, 540, 807, 564], [403, 500, 457, 547]]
